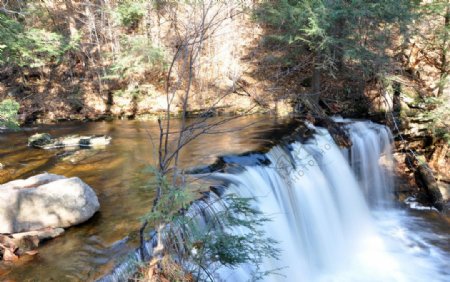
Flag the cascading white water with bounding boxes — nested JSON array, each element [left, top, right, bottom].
[[201, 121, 449, 282], [343, 121, 395, 208], [100, 120, 448, 282]]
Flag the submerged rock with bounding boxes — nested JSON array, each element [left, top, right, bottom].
[[28, 133, 111, 149], [0, 173, 100, 234], [57, 149, 100, 164]]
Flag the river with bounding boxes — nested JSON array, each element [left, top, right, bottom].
[[0, 116, 448, 281]]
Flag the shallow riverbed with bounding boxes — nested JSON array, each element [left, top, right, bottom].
[[0, 115, 296, 281]]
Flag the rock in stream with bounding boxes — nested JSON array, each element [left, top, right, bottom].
[[28, 133, 111, 149], [0, 173, 100, 234]]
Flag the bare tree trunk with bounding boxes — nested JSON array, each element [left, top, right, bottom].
[[312, 52, 322, 104], [64, 0, 77, 39], [144, 1, 153, 41], [85, 4, 105, 95], [333, 15, 345, 71], [438, 1, 449, 96]]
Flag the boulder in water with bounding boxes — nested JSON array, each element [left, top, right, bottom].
[[28, 133, 111, 149], [28, 133, 52, 148], [0, 173, 100, 234]]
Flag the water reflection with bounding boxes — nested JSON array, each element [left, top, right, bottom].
[[0, 115, 293, 281]]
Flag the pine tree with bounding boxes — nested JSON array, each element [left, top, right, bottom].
[[256, 0, 416, 102]]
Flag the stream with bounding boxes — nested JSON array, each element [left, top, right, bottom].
[[0, 116, 449, 281], [0, 116, 295, 281]]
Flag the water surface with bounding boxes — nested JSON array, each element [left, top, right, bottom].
[[0, 115, 294, 281]]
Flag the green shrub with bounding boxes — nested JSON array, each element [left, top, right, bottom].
[[141, 168, 281, 281], [424, 95, 450, 144], [109, 35, 166, 79], [116, 1, 146, 28], [0, 99, 20, 129], [0, 13, 74, 68]]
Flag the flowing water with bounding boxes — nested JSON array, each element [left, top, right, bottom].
[[0, 116, 295, 281], [185, 120, 450, 282], [0, 117, 449, 281]]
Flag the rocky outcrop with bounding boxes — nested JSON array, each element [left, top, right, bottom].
[[383, 79, 449, 212], [28, 133, 111, 149], [317, 117, 353, 148], [0, 173, 100, 234]]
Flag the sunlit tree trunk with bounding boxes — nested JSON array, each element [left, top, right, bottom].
[[64, 0, 77, 39], [438, 1, 449, 96]]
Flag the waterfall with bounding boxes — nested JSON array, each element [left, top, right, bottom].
[[196, 120, 448, 282], [99, 120, 448, 282], [343, 121, 394, 208]]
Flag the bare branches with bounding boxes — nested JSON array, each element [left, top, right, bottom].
[[0, 7, 24, 16], [140, 3, 259, 271], [0, 0, 26, 16], [155, 0, 251, 175]]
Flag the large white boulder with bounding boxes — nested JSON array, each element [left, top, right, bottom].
[[0, 173, 100, 234]]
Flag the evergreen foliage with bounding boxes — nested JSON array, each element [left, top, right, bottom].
[[167, 193, 280, 281], [142, 168, 195, 226], [0, 13, 76, 67], [0, 99, 20, 129], [256, 0, 416, 77], [107, 34, 166, 103], [141, 168, 280, 281], [116, 0, 147, 29], [423, 95, 450, 143], [109, 35, 166, 80], [417, 0, 449, 96]]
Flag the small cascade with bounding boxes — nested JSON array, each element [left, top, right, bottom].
[[343, 121, 395, 208], [97, 233, 157, 282]]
